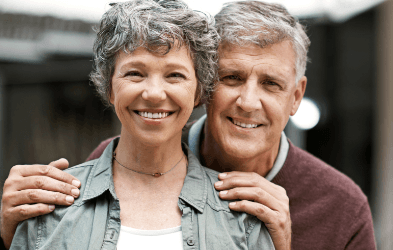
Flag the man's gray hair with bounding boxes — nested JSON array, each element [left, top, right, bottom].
[[215, 1, 310, 82], [90, 0, 219, 106]]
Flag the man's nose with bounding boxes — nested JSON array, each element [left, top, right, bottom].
[[141, 77, 166, 103], [236, 80, 262, 112]]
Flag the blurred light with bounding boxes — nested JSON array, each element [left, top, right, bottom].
[[290, 98, 320, 130]]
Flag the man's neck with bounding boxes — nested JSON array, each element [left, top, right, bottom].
[[200, 123, 280, 177]]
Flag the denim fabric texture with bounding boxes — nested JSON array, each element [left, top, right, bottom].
[[10, 138, 274, 250]]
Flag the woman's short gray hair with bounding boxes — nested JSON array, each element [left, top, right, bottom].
[[90, 0, 218, 106], [215, 1, 310, 82]]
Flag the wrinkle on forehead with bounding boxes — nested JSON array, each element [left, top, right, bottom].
[[218, 41, 296, 84], [218, 40, 296, 72]]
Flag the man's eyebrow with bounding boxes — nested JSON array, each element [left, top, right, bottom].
[[218, 68, 244, 75]]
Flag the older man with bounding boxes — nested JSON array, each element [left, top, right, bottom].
[[1, 1, 375, 250]]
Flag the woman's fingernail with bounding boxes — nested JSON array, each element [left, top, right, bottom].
[[218, 173, 227, 178], [72, 180, 81, 187], [229, 202, 236, 207], [48, 205, 55, 211], [215, 181, 223, 187], [71, 189, 80, 197], [220, 190, 228, 195], [66, 196, 74, 203]]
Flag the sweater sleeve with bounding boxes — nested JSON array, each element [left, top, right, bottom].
[[85, 136, 118, 162], [344, 201, 376, 250]]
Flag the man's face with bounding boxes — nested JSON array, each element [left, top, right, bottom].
[[206, 41, 307, 160]]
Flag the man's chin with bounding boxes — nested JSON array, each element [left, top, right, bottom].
[[222, 141, 266, 160]]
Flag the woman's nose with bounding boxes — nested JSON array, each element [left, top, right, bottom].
[[141, 78, 166, 103]]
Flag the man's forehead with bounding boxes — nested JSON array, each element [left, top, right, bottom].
[[217, 41, 297, 78]]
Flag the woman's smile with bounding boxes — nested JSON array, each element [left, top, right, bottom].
[[111, 46, 198, 145]]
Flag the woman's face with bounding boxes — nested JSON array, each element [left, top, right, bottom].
[[110, 46, 198, 146]]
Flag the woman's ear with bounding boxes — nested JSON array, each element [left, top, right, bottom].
[[194, 85, 203, 108], [109, 83, 114, 105]]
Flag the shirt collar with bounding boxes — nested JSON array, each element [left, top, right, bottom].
[[82, 137, 208, 213], [188, 114, 289, 181], [83, 138, 118, 202]]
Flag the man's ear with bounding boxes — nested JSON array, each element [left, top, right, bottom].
[[290, 76, 307, 116]]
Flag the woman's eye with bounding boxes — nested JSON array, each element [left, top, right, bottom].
[[168, 73, 186, 79], [125, 71, 143, 77]]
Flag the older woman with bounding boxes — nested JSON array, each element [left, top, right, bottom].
[[10, 0, 274, 249]]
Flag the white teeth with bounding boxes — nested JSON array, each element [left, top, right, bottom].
[[233, 119, 258, 128], [138, 112, 170, 119]]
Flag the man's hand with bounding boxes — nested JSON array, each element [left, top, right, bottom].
[[1, 159, 80, 249], [215, 171, 291, 250]]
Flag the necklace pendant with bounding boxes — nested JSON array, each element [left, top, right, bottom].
[[153, 173, 162, 177]]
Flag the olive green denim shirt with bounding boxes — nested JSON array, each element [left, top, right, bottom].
[[10, 138, 274, 250]]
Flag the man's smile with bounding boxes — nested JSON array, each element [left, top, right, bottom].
[[227, 117, 263, 129]]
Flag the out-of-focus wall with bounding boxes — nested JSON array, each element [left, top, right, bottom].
[[373, 0, 393, 249]]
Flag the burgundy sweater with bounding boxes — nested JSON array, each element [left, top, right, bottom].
[[86, 136, 376, 250]]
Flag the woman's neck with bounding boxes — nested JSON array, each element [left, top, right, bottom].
[[114, 127, 186, 181]]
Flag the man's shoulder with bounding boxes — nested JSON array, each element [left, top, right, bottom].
[[281, 143, 367, 204], [281, 143, 375, 249], [85, 136, 118, 161]]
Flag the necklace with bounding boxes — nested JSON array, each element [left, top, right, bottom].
[[113, 152, 186, 177]]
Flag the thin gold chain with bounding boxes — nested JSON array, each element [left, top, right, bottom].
[[113, 152, 185, 177]]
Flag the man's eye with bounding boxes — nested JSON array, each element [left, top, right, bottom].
[[221, 75, 240, 81], [263, 80, 282, 90]]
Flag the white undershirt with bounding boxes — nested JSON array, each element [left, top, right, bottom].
[[116, 225, 183, 250]]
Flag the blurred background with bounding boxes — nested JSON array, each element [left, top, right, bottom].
[[0, 0, 392, 248]]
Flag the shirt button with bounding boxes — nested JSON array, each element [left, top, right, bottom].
[[187, 238, 195, 246]]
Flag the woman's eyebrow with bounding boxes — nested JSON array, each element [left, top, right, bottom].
[[119, 61, 147, 70], [164, 63, 192, 73]]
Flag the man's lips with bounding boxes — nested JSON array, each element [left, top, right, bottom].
[[228, 117, 263, 128]]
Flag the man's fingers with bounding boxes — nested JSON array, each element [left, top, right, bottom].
[[13, 175, 80, 198], [10, 203, 56, 221], [10, 164, 81, 188], [228, 200, 275, 223], [215, 174, 279, 195], [219, 187, 279, 211], [48, 158, 69, 170], [6, 189, 75, 206]]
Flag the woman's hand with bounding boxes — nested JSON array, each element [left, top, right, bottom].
[[215, 171, 291, 250], [1, 159, 80, 249]]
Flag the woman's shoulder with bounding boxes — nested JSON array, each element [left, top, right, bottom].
[[63, 159, 99, 204]]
